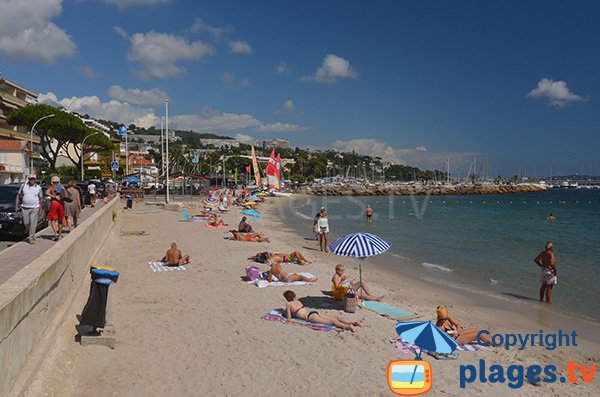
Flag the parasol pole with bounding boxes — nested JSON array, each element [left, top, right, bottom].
[[358, 257, 365, 301]]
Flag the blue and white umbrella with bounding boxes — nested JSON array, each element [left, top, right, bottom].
[[328, 233, 391, 299], [395, 320, 458, 359], [241, 209, 263, 221]]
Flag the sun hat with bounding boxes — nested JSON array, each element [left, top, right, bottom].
[[51, 176, 60, 183], [27, 174, 36, 179]]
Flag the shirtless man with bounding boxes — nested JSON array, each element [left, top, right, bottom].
[[365, 204, 374, 223], [162, 242, 190, 266], [533, 242, 557, 304]]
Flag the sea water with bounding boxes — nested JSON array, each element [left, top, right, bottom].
[[281, 189, 600, 321]]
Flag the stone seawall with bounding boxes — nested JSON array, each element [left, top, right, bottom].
[[305, 183, 547, 196], [0, 198, 121, 397]]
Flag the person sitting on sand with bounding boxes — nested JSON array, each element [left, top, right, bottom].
[[208, 213, 227, 227], [269, 262, 317, 283], [161, 242, 190, 266], [331, 264, 384, 301], [250, 250, 311, 266], [229, 230, 270, 243], [435, 305, 498, 346], [283, 290, 367, 332], [238, 216, 253, 233]]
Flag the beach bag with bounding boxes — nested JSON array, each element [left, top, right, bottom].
[[59, 185, 73, 202], [344, 289, 357, 313], [245, 266, 260, 281]]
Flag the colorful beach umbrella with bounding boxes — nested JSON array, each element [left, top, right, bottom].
[[243, 201, 257, 206], [328, 233, 391, 300], [247, 195, 260, 201], [395, 321, 458, 358], [202, 197, 219, 207], [241, 209, 263, 220], [255, 192, 268, 197]]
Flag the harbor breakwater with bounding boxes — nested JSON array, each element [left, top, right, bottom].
[[304, 183, 547, 196]]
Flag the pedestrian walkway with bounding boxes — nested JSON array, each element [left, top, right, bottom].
[[0, 201, 107, 286]]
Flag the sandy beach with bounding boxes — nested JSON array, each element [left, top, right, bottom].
[[22, 197, 600, 397]]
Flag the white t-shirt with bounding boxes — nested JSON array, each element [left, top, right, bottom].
[[20, 184, 43, 209], [87, 184, 96, 195], [317, 217, 329, 233]]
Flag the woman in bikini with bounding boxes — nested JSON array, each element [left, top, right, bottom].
[[435, 306, 497, 346], [268, 262, 317, 283], [283, 290, 367, 332], [208, 213, 226, 227], [250, 250, 311, 265], [229, 230, 270, 242], [331, 264, 384, 301]]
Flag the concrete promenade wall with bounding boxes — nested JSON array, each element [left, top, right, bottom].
[[0, 198, 121, 396]]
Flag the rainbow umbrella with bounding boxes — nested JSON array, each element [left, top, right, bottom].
[[202, 197, 219, 207]]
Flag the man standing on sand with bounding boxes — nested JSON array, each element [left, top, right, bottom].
[[15, 175, 44, 244], [534, 241, 557, 304], [161, 242, 190, 266], [365, 204, 374, 223]]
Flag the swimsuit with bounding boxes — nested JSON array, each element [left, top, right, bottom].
[[291, 304, 319, 321], [246, 235, 253, 241]]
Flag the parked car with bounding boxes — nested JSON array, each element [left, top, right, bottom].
[[0, 184, 49, 239]]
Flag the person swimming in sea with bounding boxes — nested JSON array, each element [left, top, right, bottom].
[[547, 213, 557, 221]]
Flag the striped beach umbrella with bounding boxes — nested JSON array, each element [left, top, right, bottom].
[[202, 197, 219, 207], [395, 321, 458, 358], [328, 233, 391, 300]]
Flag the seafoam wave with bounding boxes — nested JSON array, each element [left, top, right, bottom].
[[422, 262, 453, 272], [391, 253, 411, 261]]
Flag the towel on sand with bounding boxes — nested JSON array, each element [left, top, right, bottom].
[[149, 261, 187, 272], [261, 309, 334, 332], [250, 272, 316, 288], [390, 337, 491, 355]]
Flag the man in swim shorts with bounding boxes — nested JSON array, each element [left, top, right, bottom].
[[365, 204, 374, 223], [533, 241, 557, 304], [162, 242, 190, 266]]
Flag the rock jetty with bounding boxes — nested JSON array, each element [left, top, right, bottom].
[[304, 183, 547, 196]]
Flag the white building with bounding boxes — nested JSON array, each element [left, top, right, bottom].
[[199, 138, 239, 148]]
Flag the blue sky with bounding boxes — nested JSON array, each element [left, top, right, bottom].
[[1, 0, 598, 176]]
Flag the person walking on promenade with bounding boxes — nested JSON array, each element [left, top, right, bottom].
[[534, 241, 557, 304], [15, 174, 44, 244], [65, 180, 82, 230], [46, 176, 66, 241], [87, 181, 97, 207]]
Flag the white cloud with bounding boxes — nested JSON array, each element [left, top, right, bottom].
[[74, 66, 102, 78], [222, 72, 250, 88], [107, 85, 167, 105], [169, 107, 261, 132], [188, 17, 230, 39], [103, 0, 170, 8], [257, 122, 307, 133], [228, 40, 252, 54], [113, 26, 129, 39], [38, 92, 158, 129], [333, 139, 478, 170], [527, 78, 587, 107], [127, 31, 215, 79], [275, 100, 295, 114], [273, 61, 291, 75], [301, 54, 358, 83], [0, 0, 76, 64], [235, 133, 255, 144]]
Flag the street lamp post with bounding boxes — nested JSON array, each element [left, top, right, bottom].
[[80, 131, 101, 180], [30, 113, 55, 174]]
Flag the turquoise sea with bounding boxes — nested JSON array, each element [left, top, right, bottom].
[[282, 189, 600, 321]]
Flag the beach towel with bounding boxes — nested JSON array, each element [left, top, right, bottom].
[[390, 337, 492, 355], [205, 223, 227, 228], [181, 210, 207, 222], [359, 301, 417, 320], [250, 272, 317, 288], [261, 309, 335, 332], [148, 261, 187, 272]]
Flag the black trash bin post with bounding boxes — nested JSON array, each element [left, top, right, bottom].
[[79, 267, 120, 333], [126, 195, 133, 209]]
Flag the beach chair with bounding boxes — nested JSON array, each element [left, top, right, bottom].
[[182, 210, 195, 222]]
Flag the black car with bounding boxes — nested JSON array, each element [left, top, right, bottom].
[[0, 184, 49, 239]]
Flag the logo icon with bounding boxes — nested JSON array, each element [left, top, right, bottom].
[[387, 360, 432, 396]]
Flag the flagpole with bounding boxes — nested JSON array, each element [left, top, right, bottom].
[[125, 126, 129, 175], [160, 117, 165, 176], [165, 99, 170, 203]]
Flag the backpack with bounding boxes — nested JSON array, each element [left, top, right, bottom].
[[59, 185, 73, 202]]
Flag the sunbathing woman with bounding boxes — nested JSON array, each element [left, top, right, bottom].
[[331, 264, 384, 301], [283, 290, 367, 332], [250, 250, 311, 265], [435, 305, 498, 346], [268, 262, 317, 283], [208, 213, 227, 227], [229, 230, 270, 243]]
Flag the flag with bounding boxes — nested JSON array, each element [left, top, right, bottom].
[[267, 149, 278, 189], [234, 168, 238, 184], [251, 145, 261, 186], [117, 125, 127, 136]]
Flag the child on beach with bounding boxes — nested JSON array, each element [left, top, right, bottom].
[[331, 264, 384, 301], [283, 290, 366, 332]]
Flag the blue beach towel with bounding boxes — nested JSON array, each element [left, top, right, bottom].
[[360, 301, 417, 320]]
